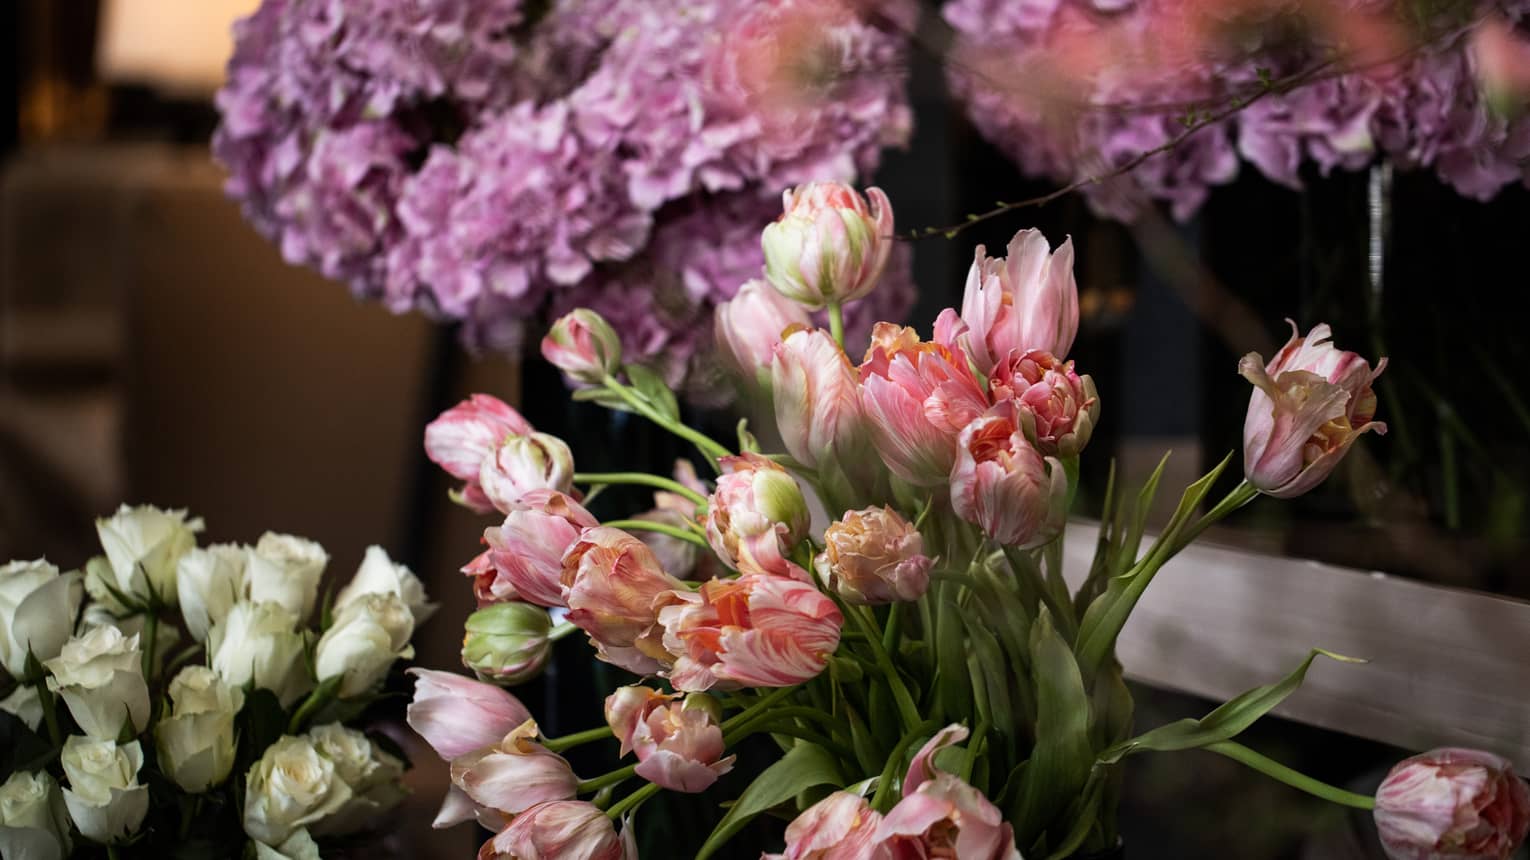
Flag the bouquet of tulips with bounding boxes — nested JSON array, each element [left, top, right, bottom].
[[0, 506, 434, 859], [410, 183, 1530, 860]]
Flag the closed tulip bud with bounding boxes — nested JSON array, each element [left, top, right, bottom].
[[604, 686, 735, 793], [764, 791, 885, 860], [406, 669, 532, 762], [176, 545, 245, 643], [155, 666, 244, 793], [59, 736, 149, 846], [955, 229, 1079, 373], [762, 182, 894, 310], [94, 505, 202, 607], [951, 412, 1067, 549], [1374, 747, 1530, 860], [424, 395, 535, 514], [315, 593, 415, 698], [859, 323, 990, 486], [542, 309, 623, 384], [818, 506, 932, 605], [479, 800, 635, 860], [451, 720, 578, 816], [560, 528, 686, 675], [244, 532, 328, 623], [304, 723, 407, 836], [334, 545, 436, 626], [706, 453, 811, 577], [243, 736, 353, 848], [44, 626, 150, 740], [0, 559, 83, 678], [479, 433, 576, 515], [0, 770, 71, 860], [772, 327, 867, 470], [990, 350, 1100, 458], [462, 602, 553, 686], [209, 601, 312, 708], [717, 280, 814, 391], [482, 491, 598, 608], [1240, 322, 1387, 499]]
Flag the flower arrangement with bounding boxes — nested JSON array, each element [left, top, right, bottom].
[[409, 180, 1530, 858], [0, 507, 433, 858], [212, 0, 916, 399]]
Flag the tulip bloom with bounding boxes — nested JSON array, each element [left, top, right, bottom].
[[705, 453, 811, 577], [990, 349, 1100, 458], [604, 687, 734, 793], [877, 773, 1021, 860], [482, 491, 598, 608], [561, 527, 687, 674], [1374, 747, 1530, 860], [817, 506, 932, 605], [764, 791, 888, 860], [406, 669, 532, 762], [542, 309, 623, 385], [762, 182, 894, 309], [478, 800, 635, 860], [859, 323, 989, 486], [479, 432, 576, 514], [450, 721, 578, 816], [659, 574, 842, 692], [772, 327, 867, 470], [1240, 322, 1387, 498], [955, 229, 1079, 373], [951, 411, 1068, 549], [716, 279, 812, 391], [425, 395, 534, 514]]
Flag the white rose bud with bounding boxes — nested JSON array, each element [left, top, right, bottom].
[[0, 560, 84, 677], [314, 594, 414, 698], [244, 533, 327, 622], [210, 601, 312, 708], [95, 505, 202, 607], [155, 666, 245, 793], [59, 736, 149, 845], [253, 829, 322, 860], [243, 735, 353, 847], [0, 770, 72, 860], [44, 626, 150, 739], [78, 603, 180, 676], [304, 723, 407, 835], [334, 546, 436, 626], [177, 544, 247, 642], [0, 684, 43, 731]]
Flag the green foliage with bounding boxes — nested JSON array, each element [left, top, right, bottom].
[[695, 742, 845, 860]]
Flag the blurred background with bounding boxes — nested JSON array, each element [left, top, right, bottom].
[[2, 1, 1527, 857]]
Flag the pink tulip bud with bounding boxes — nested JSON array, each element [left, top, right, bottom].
[[603, 685, 735, 793], [877, 773, 1020, 860], [1240, 321, 1387, 499], [772, 327, 867, 470], [659, 573, 842, 692], [990, 349, 1100, 458], [479, 432, 576, 514], [716, 280, 813, 390], [406, 669, 532, 762], [1375, 748, 1530, 860], [478, 800, 635, 860], [764, 791, 888, 860], [762, 182, 894, 310], [858, 323, 990, 486], [424, 395, 534, 514], [1471, 17, 1530, 117], [483, 491, 599, 608], [560, 527, 687, 674], [904, 723, 970, 795], [451, 720, 579, 817], [951, 411, 1067, 548], [462, 602, 553, 686], [816, 506, 932, 605], [542, 309, 623, 384], [956, 229, 1079, 373], [706, 453, 811, 577], [462, 549, 517, 606]]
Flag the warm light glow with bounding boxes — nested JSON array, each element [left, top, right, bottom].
[[96, 0, 260, 95]]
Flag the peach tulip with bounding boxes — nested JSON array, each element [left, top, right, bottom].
[[859, 323, 989, 486], [764, 791, 889, 860], [990, 349, 1099, 458], [406, 669, 531, 762], [772, 327, 867, 470], [705, 453, 811, 577], [604, 686, 734, 793], [956, 229, 1079, 373], [1375, 748, 1530, 860], [816, 506, 931, 605], [762, 182, 894, 310], [716, 280, 813, 391], [478, 432, 575, 514], [561, 527, 686, 674], [450, 720, 578, 817], [424, 395, 533, 513], [478, 800, 635, 860], [951, 411, 1067, 549], [483, 491, 598, 608]]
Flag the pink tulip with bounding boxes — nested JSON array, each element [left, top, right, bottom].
[[541, 309, 623, 384], [451, 720, 580, 816], [462, 549, 518, 606], [716, 279, 813, 390], [604, 686, 734, 793], [878, 773, 1021, 860], [990, 349, 1100, 458], [406, 669, 532, 762], [816, 506, 932, 605], [561, 527, 686, 673], [772, 327, 867, 470], [479, 432, 576, 514], [705, 453, 811, 577], [762, 182, 894, 310], [951, 411, 1067, 549], [1374, 748, 1530, 860], [424, 395, 534, 514], [956, 229, 1079, 373], [858, 323, 990, 486], [1240, 321, 1387, 499], [1472, 17, 1530, 116], [478, 800, 635, 860], [904, 724, 970, 795], [659, 573, 842, 692], [764, 791, 889, 860], [483, 491, 599, 608]]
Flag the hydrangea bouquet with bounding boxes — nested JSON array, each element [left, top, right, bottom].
[[0, 508, 434, 858], [411, 183, 1528, 859]]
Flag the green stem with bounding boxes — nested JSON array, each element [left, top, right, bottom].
[[578, 764, 637, 794], [574, 472, 708, 508], [845, 604, 921, 732], [606, 782, 661, 820], [1207, 741, 1376, 810], [602, 375, 732, 469], [870, 720, 939, 813], [882, 603, 902, 657], [719, 686, 797, 733], [548, 621, 581, 643], [543, 725, 614, 754], [32, 679, 61, 747], [286, 683, 335, 735], [827, 302, 846, 349], [601, 519, 710, 548], [142, 611, 160, 678]]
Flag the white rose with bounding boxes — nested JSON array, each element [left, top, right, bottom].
[[243, 735, 353, 847], [0, 560, 84, 677], [77, 603, 180, 676], [95, 505, 202, 607], [304, 723, 407, 836], [0, 770, 71, 860], [210, 601, 312, 708], [253, 829, 321, 860], [44, 626, 149, 739], [244, 533, 327, 622], [0, 684, 42, 731], [155, 666, 245, 793], [314, 594, 414, 699], [59, 736, 149, 845], [177, 544, 247, 642], [334, 546, 437, 626]]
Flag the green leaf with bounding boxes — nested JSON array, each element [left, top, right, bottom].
[[844, 704, 881, 780], [695, 742, 844, 860], [570, 386, 634, 413], [966, 625, 1014, 764], [1098, 649, 1363, 764], [1119, 452, 1169, 577], [625, 364, 680, 421], [1013, 610, 1092, 850], [1039, 772, 1106, 860], [933, 596, 971, 725]]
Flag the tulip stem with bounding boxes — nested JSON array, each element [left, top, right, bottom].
[[543, 725, 614, 754], [600, 519, 710, 549], [845, 604, 922, 732], [719, 687, 797, 733], [1206, 741, 1376, 809], [573, 472, 709, 508], [827, 302, 846, 349], [547, 621, 581, 643], [578, 764, 637, 794], [601, 375, 732, 469], [606, 782, 661, 820], [870, 719, 940, 813]]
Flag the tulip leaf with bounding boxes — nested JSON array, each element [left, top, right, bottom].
[[571, 385, 635, 413], [625, 364, 680, 421], [1039, 771, 1106, 860], [1012, 609, 1092, 850], [1098, 648, 1363, 764], [933, 596, 972, 724], [695, 742, 844, 860], [966, 625, 1015, 765]]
